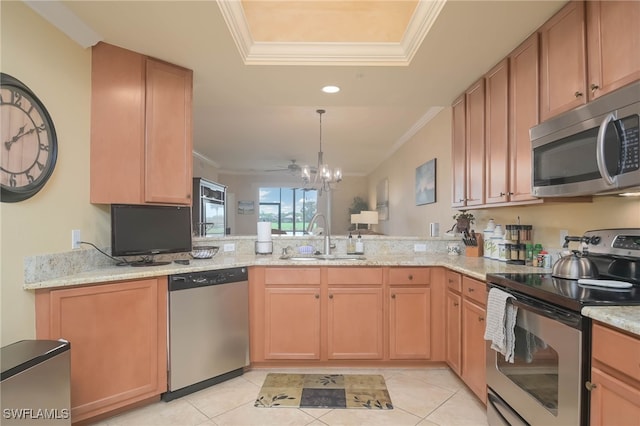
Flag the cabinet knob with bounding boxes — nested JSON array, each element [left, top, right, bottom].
[[468, 287, 475, 292], [453, 302, 459, 307], [574, 91, 583, 98], [590, 83, 600, 92], [315, 294, 319, 299], [499, 192, 506, 197], [508, 192, 514, 196], [479, 316, 485, 322], [585, 381, 597, 391], [391, 294, 396, 299], [408, 275, 413, 280], [329, 294, 334, 299], [458, 198, 465, 202]]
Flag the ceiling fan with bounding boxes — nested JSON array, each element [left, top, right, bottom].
[[263, 159, 303, 174]]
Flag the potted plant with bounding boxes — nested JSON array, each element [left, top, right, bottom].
[[452, 210, 475, 233]]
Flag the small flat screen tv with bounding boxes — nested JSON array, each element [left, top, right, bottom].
[[111, 204, 192, 258]]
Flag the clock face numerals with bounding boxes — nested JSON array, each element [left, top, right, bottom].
[[0, 73, 57, 202]]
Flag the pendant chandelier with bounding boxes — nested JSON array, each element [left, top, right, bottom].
[[302, 109, 342, 192]]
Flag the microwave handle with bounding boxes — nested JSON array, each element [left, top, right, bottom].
[[596, 112, 617, 186]]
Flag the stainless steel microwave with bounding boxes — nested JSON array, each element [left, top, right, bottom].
[[530, 81, 640, 197]]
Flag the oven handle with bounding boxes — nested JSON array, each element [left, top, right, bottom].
[[510, 298, 582, 329]]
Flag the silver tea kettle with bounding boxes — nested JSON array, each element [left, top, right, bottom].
[[551, 236, 598, 280]]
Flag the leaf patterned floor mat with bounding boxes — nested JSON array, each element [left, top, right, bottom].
[[254, 373, 393, 410]]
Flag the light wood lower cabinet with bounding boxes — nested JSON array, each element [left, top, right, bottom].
[[264, 287, 321, 360], [250, 266, 444, 363], [327, 287, 383, 359], [388, 267, 432, 360], [445, 272, 487, 403], [35, 278, 167, 424], [589, 322, 640, 425], [445, 270, 463, 373], [461, 296, 487, 403]]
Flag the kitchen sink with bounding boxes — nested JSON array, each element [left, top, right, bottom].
[[281, 254, 366, 261]]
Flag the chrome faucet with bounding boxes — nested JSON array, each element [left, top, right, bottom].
[[307, 213, 332, 255]]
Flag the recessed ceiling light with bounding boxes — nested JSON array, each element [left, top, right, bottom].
[[322, 85, 340, 94]]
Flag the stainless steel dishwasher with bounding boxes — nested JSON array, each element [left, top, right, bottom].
[[162, 267, 249, 401]]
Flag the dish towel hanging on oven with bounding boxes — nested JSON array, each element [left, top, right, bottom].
[[484, 287, 518, 363]]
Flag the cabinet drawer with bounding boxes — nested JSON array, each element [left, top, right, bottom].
[[265, 267, 321, 286], [389, 267, 430, 285], [446, 270, 462, 293], [462, 276, 486, 305], [592, 323, 640, 381], [327, 267, 383, 285]]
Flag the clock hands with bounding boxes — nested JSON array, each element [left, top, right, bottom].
[[4, 124, 43, 150]]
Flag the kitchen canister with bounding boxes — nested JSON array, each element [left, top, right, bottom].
[[490, 224, 503, 260], [483, 219, 496, 258]]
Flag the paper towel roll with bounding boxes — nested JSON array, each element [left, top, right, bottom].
[[257, 221, 272, 242]]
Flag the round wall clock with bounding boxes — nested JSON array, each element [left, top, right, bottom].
[[1, 73, 58, 202]]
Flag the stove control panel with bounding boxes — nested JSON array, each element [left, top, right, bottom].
[[612, 235, 640, 251], [584, 228, 640, 258]]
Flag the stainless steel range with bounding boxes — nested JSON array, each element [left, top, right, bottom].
[[485, 228, 640, 426]]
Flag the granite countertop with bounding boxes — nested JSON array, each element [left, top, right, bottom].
[[582, 306, 640, 337], [24, 251, 639, 337], [24, 253, 546, 290]]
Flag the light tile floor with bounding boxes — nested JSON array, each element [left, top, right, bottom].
[[91, 367, 488, 426]]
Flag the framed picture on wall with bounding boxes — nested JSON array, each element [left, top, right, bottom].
[[376, 178, 389, 220], [416, 158, 436, 205]]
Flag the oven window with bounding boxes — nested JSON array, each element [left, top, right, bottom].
[[496, 322, 559, 416]]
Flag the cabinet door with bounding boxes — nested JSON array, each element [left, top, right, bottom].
[[466, 79, 485, 206], [40, 278, 167, 423], [90, 42, 146, 204], [509, 33, 539, 203], [389, 287, 431, 360], [451, 94, 467, 208], [445, 289, 462, 375], [264, 288, 321, 360], [540, 0, 587, 121], [586, 0, 640, 100], [145, 59, 193, 204], [485, 59, 510, 205], [327, 288, 383, 359], [462, 299, 487, 403], [590, 367, 640, 426]]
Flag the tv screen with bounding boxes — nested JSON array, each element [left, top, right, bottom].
[[111, 204, 192, 257]]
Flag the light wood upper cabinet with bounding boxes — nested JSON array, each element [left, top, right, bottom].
[[91, 42, 193, 205], [144, 59, 193, 204], [586, 1, 640, 100], [539, 0, 587, 122], [466, 79, 486, 207], [589, 323, 640, 425], [508, 33, 539, 203], [484, 59, 510, 205], [451, 95, 467, 208], [35, 278, 168, 424], [451, 79, 485, 208]]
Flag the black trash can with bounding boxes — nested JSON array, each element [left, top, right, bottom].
[[1, 339, 71, 425]]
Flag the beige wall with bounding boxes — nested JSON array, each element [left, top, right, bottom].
[[1, 2, 110, 345], [218, 172, 368, 236], [367, 107, 640, 248], [368, 108, 455, 237]]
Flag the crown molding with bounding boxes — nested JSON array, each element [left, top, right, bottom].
[[216, 0, 446, 66], [23, 0, 102, 48]]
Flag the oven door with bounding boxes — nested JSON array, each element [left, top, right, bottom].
[[486, 289, 587, 426]]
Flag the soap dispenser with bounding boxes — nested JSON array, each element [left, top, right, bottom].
[[355, 232, 364, 254], [347, 232, 355, 254]]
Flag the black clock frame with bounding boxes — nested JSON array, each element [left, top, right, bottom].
[[1, 73, 58, 202]]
